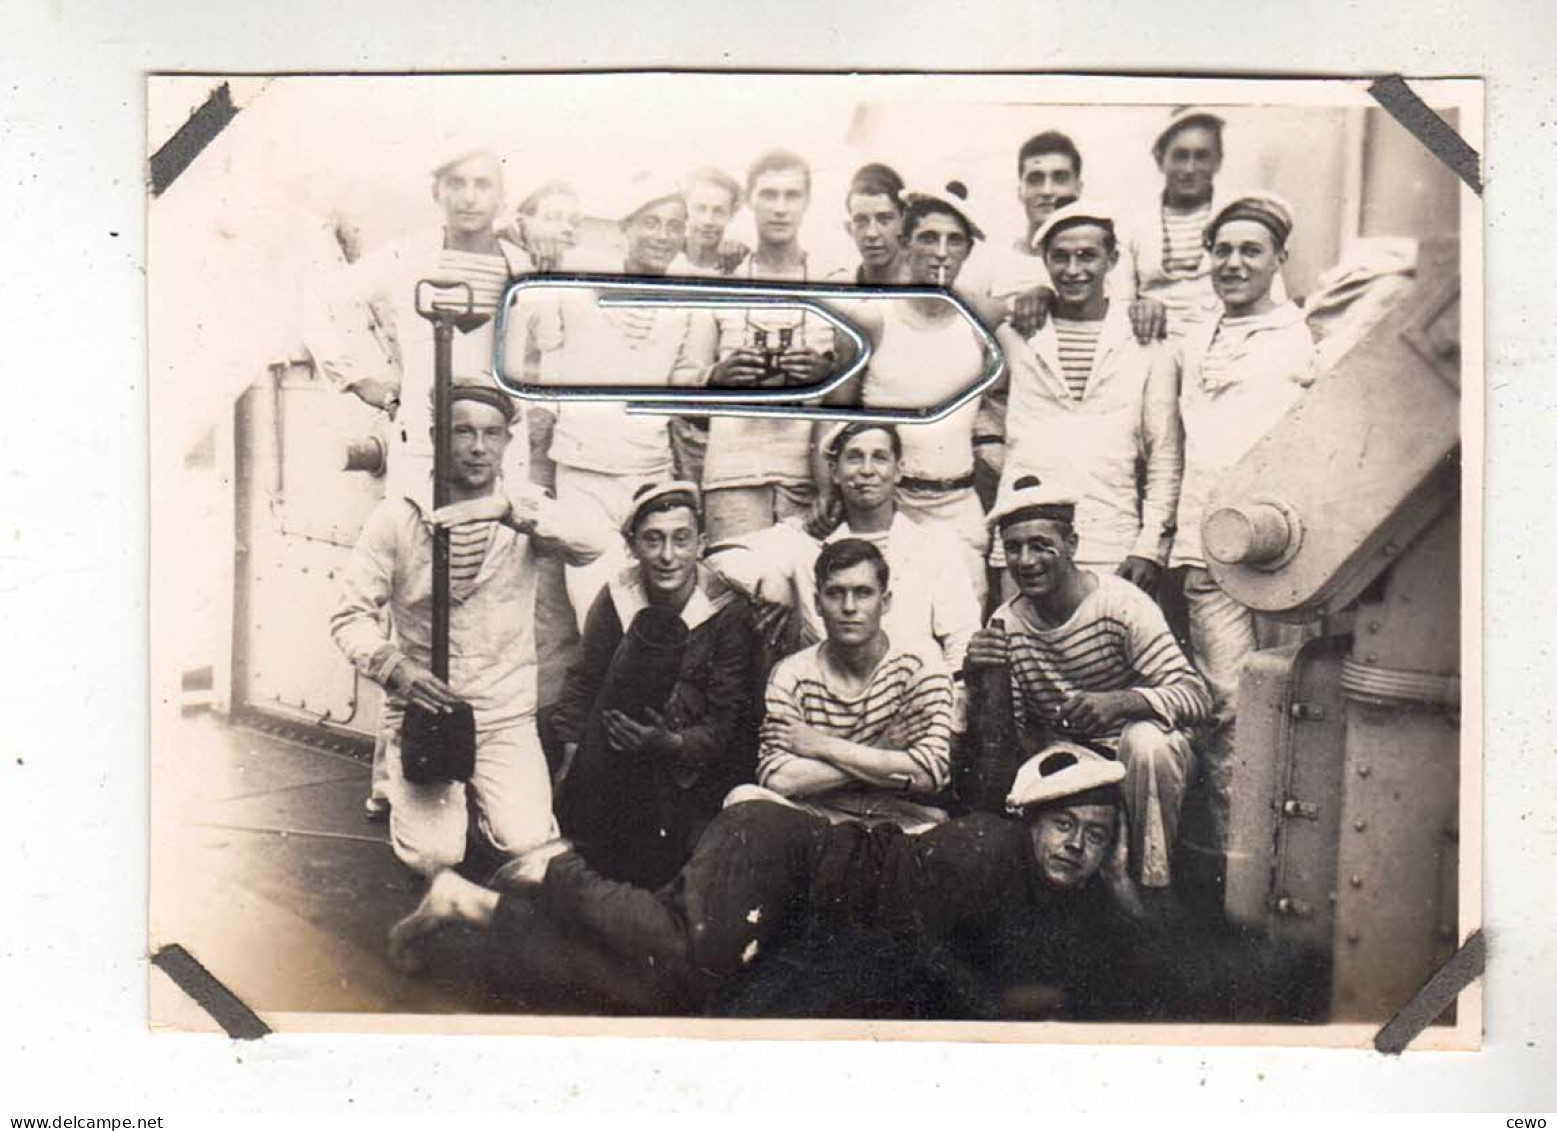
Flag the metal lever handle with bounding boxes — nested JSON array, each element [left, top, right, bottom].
[[414, 278, 477, 322]]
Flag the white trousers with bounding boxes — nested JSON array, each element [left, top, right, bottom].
[[386, 716, 558, 877]]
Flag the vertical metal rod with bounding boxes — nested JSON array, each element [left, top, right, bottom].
[[268, 361, 287, 500], [430, 318, 452, 684], [230, 388, 255, 715]]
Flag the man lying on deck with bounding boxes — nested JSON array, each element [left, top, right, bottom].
[[386, 739, 1173, 1020]]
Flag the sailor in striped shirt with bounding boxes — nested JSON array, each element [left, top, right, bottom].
[[305, 148, 534, 506], [968, 477, 1211, 888], [518, 174, 719, 630], [1174, 192, 1316, 858], [664, 167, 750, 485], [1052, 317, 1104, 401], [331, 383, 610, 878], [994, 202, 1183, 592], [736, 538, 956, 833], [1123, 108, 1227, 337]]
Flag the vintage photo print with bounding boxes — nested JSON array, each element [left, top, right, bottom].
[[148, 72, 1481, 1046]]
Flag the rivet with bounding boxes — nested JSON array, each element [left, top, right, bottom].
[[1358, 766, 1371, 778], [1366, 654, 1378, 664], [1346, 932, 1360, 945], [1367, 620, 1381, 633], [1353, 819, 1367, 832], [1349, 875, 1363, 888]]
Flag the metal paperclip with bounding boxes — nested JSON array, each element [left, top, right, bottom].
[[491, 273, 1006, 424]]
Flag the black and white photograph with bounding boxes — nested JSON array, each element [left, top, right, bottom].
[[147, 72, 1481, 1044]]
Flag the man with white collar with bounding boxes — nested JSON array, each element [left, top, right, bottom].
[[330, 383, 610, 878], [387, 737, 1149, 1019], [966, 134, 1167, 510], [550, 482, 758, 888], [708, 421, 980, 676], [306, 147, 533, 503], [968, 477, 1211, 889], [1172, 192, 1318, 858], [994, 201, 1183, 593]]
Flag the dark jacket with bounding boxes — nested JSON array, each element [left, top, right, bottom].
[[553, 563, 759, 886]]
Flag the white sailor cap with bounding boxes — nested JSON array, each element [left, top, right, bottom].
[[902, 179, 985, 241], [1152, 106, 1227, 158], [622, 479, 702, 538], [1031, 199, 1119, 253], [1006, 741, 1127, 816], [986, 474, 1079, 531], [615, 170, 686, 223], [430, 144, 504, 181]]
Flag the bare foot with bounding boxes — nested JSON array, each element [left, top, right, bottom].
[[388, 870, 473, 974]]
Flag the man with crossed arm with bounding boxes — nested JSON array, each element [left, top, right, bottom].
[[733, 538, 956, 833]]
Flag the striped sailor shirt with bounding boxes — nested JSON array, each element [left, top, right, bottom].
[[994, 574, 1211, 746], [1160, 200, 1213, 277], [1189, 312, 1262, 391], [448, 521, 496, 585], [1051, 317, 1104, 400], [434, 247, 513, 318], [758, 639, 955, 796]]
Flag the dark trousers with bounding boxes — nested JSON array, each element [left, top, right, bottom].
[[486, 800, 826, 1014]]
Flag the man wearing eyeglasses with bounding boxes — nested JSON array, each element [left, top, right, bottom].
[[515, 175, 719, 629]]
